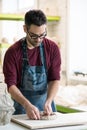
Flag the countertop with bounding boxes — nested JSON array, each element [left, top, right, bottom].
[[1, 122, 87, 130]]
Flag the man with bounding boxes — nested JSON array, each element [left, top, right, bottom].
[[3, 9, 61, 120]]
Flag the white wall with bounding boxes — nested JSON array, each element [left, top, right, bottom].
[[68, 0, 87, 76]]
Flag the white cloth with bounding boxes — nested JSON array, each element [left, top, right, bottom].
[[55, 85, 87, 107]]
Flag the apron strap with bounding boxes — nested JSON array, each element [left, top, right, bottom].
[[21, 38, 28, 65], [21, 38, 28, 86], [40, 43, 48, 75]]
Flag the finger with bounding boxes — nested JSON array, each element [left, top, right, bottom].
[[31, 109, 40, 120], [44, 106, 52, 115]]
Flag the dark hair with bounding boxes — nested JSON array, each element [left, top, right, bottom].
[[24, 9, 47, 26]]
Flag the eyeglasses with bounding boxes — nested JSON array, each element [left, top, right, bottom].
[[27, 30, 47, 40]]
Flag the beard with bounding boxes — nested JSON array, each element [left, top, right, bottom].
[[27, 36, 42, 47]]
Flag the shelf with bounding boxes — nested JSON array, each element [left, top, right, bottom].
[[0, 14, 24, 21], [0, 13, 60, 21]]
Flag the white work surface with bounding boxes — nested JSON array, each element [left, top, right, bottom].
[[11, 112, 87, 129], [1, 122, 87, 130], [1, 112, 87, 130]]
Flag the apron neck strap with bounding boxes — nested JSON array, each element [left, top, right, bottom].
[[22, 38, 28, 65], [40, 43, 46, 67]]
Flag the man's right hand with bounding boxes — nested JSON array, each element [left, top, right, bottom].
[[9, 85, 40, 120], [25, 102, 40, 120]]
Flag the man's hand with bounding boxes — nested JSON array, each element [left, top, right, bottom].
[[9, 85, 41, 120], [44, 80, 59, 115], [44, 101, 52, 115], [25, 102, 40, 120]]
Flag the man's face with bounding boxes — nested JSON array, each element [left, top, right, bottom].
[[24, 24, 47, 47]]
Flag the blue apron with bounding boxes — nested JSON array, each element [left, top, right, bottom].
[[14, 39, 56, 114]]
